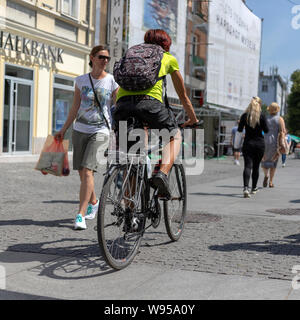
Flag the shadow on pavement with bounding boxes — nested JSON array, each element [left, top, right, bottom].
[[209, 233, 300, 256], [43, 200, 79, 204], [290, 199, 300, 203], [0, 238, 116, 280], [189, 192, 241, 198], [0, 219, 74, 229], [216, 185, 243, 189]]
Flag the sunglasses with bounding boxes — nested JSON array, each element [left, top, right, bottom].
[[97, 55, 111, 61]]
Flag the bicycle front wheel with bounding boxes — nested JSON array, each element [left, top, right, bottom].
[[163, 164, 187, 241], [97, 165, 144, 270]]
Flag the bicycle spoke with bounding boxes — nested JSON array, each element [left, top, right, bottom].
[[97, 165, 145, 269]]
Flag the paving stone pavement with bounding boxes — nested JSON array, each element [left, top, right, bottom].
[[0, 156, 300, 286]]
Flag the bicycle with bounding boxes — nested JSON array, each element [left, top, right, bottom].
[[97, 112, 197, 270]]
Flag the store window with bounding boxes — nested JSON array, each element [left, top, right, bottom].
[[52, 75, 75, 150], [5, 65, 33, 80]]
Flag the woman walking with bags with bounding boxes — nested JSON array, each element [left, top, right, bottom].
[[55, 45, 119, 230], [261, 103, 286, 188], [236, 97, 269, 198]]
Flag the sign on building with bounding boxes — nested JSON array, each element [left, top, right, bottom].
[[206, 0, 262, 111], [110, 0, 124, 70]]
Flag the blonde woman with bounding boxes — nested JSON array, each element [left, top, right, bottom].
[[261, 103, 286, 188], [237, 97, 269, 197]]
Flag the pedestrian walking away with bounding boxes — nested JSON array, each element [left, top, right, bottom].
[[261, 102, 286, 188], [113, 29, 199, 198], [281, 130, 291, 167], [231, 120, 244, 166], [237, 96, 269, 198], [55, 45, 119, 230]]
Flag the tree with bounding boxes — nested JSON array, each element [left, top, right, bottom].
[[287, 70, 300, 136], [261, 103, 268, 115]]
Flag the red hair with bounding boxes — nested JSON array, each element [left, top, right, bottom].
[[144, 29, 172, 52]]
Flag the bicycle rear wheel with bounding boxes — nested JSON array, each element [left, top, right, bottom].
[[97, 165, 145, 270], [163, 164, 187, 241]]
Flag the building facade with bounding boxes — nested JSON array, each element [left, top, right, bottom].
[[185, 0, 208, 108], [258, 68, 288, 116], [0, 0, 96, 156]]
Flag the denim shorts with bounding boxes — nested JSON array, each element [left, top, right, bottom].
[[72, 130, 109, 172]]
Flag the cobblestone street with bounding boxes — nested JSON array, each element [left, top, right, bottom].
[[1, 156, 300, 290]]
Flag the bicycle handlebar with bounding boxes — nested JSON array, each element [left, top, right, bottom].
[[174, 110, 203, 129], [179, 120, 203, 129]]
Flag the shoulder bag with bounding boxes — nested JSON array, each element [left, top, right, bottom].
[[277, 117, 289, 154]]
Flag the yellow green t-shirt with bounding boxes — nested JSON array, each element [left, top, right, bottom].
[[116, 52, 179, 103]]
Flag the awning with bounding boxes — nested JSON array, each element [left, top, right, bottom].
[[290, 135, 300, 143]]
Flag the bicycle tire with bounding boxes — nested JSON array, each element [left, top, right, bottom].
[[97, 165, 145, 270], [163, 164, 187, 241]]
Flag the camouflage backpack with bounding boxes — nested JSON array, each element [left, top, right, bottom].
[[113, 43, 165, 91]]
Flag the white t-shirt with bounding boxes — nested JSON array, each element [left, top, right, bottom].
[[74, 73, 118, 135]]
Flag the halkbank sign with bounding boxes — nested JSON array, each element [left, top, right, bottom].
[[0, 31, 64, 63]]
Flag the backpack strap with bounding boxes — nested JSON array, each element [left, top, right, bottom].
[[162, 76, 171, 109]]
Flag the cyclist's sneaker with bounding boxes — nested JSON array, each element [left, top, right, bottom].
[[74, 214, 87, 230], [85, 199, 99, 220], [151, 170, 171, 199], [251, 187, 258, 194]]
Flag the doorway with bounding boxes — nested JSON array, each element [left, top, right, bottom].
[[3, 65, 33, 153]]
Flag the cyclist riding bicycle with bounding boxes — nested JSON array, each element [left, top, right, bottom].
[[113, 29, 199, 199]]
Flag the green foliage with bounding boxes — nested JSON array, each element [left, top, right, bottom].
[[287, 70, 300, 135], [261, 103, 268, 115]]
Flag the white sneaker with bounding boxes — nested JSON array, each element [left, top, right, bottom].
[[236, 160, 240, 166], [282, 163, 286, 168], [85, 199, 99, 220], [251, 187, 259, 194], [74, 214, 87, 230], [243, 188, 251, 198]]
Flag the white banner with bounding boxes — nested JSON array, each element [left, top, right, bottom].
[[206, 0, 262, 111], [110, 0, 124, 70], [128, 0, 187, 101]]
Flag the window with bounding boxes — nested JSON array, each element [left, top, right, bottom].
[[192, 35, 197, 57], [6, 0, 36, 28], [52, 75, 75, 150], [55, 19, 77, 42], [5, 65, 33, 80], [61, 0, 79, 19], [262, 81, 268, 92]]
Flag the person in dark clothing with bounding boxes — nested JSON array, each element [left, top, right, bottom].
[[237, 96, 269, 198]]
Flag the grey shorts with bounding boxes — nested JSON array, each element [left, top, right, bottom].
[[72, 130, 109, 172]]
